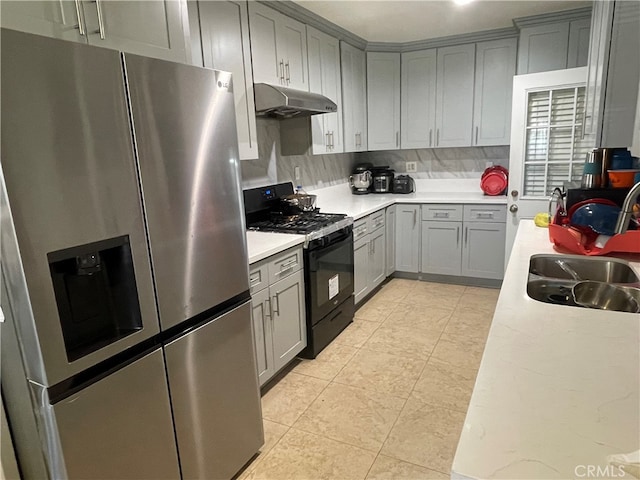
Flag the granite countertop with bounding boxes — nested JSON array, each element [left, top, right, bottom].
[[246, 231, 305, 265], [452, 221, 640, 479]]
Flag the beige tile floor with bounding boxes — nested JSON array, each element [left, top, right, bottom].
[[239, 278, 499, 480]]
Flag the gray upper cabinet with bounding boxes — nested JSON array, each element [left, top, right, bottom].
[[473, 38, 517, 146], [567, 18, 591, 68], [401, 49, 437, 149], [249, 2, 308, 91], [367, 51, 401, 151], [193, 0, 258, 160], [517, 23, 569, 73], [435, 44, 475, 147], [308, 26, 343, 154], [583, 0, 640, 148], [0, 1, 86, 42], [1, 0, 189, 63], [81, 1, 188, 63], [341, 41, 367, 152]]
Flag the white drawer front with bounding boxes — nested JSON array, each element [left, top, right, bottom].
[[353, 217, 369, 241], [463, 205, 507, 223], [421, 204, 463, 222], [369, 210, 385, 232], [268, 247, 303, 284], [248, 263, 268, 294]]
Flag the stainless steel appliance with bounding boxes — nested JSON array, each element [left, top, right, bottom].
[[1, 29, 262, 479], [244, 183, 355, 358], [371, 167, 395, 193], [254, 83, 337, 118], [349, 163, 373, 194], [393, 175, 416, 194]]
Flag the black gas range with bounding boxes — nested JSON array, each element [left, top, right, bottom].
[[244, 183, 354, 358]]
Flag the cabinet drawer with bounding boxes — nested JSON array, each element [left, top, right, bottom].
[[353, 217, 369, 241], [463, 204, 507, 223], [268, 247, 303, 284], [369, 210, 385, 232], [421, 204, 463, 221], [248, 262, 269, 295]]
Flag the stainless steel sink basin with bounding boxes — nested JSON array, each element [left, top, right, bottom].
[[529, 254, 640, 284], [527, 254, 640, 313]]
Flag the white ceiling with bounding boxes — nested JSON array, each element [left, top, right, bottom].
[[292, 1, 591, 43]]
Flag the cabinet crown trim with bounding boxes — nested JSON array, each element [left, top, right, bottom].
[[513, 6, 592, 29]]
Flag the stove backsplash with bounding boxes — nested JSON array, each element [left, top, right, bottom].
[[240, 118, 510, 190]]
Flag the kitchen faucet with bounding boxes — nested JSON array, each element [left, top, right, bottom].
[[614, 181, 640, 234]]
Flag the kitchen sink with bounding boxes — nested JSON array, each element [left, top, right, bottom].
[[527, 254, 640, 313], [529, 254, 640, 284]]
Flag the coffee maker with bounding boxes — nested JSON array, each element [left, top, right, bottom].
[[349, 163, 373, 194]]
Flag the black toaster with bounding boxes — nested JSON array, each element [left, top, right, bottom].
[[393, 175, 415, 194]]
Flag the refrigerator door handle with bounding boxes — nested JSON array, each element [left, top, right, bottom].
[[94, 0, 106, 39]]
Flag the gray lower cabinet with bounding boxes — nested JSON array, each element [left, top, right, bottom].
[[395, 204, 421, 273], [421, 220, 462, 276], [418, 204, 506, 280], [1, 0, 189, 63], [250, 247, 306, 387], [461, 222, 506, 279], [385, 205, 396, 276], [353, 210, 387, 305]]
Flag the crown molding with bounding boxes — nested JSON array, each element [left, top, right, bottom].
[[257, 2, 591, 53], [258, 0, 368, 49], [513, 6, 592, 29], [367, 27, 519, 53]]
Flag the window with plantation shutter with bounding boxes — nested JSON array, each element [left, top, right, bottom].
[[523, 86, 590, 197]]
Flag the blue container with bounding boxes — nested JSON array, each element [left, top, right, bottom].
[[610, 149, 633, 170]]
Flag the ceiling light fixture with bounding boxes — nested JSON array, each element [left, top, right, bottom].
[[453, 0, 474, 5]]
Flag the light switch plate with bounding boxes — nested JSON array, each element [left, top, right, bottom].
[[406, 161, 417, 173]]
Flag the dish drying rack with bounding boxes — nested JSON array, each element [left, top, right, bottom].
[[547, 187, 640, 256]]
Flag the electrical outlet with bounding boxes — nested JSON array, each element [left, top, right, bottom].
[[294, 166, 301, 180], [406, 161, 417, 173]]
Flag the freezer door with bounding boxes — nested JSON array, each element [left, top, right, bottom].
[[164, 301, 263, 479], [0, 29, 160, 385], [53, 348, 180, 479], [124, 54, 250, 330]]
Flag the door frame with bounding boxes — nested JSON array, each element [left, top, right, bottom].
[[505, 67, 587, 265]]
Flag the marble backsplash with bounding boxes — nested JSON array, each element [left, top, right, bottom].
[[240, 118, 510, 189]]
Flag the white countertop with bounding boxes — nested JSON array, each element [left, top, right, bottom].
[[452, 221, 640, 480], [310, 179, 507, 220], [246, 231, 305, 264], [246, 179, 508, 263]]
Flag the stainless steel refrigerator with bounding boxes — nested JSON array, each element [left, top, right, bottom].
[[1, 29, 263, 479]]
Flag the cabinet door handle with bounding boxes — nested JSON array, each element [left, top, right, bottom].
[[464, 226, 468, 246], [413, 209, 417, 226], [429, 128, 432, 147], [476, 212, 494, 219], [456, 226, 460, 245], [74, 0, 86, 35], [272, 293, 280, 316], [326, 132, 330, 148], [94, 0, 105, 39], [396, 131, 399, 148], [436, 129, 440, 146], [475, 126, 479, 144], [265, 298, 272, 320], [279, 60, 285, 84], [285, 61, 290, 84]]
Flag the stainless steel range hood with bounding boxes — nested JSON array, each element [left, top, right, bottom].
[[254, 83, 337, 118]]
